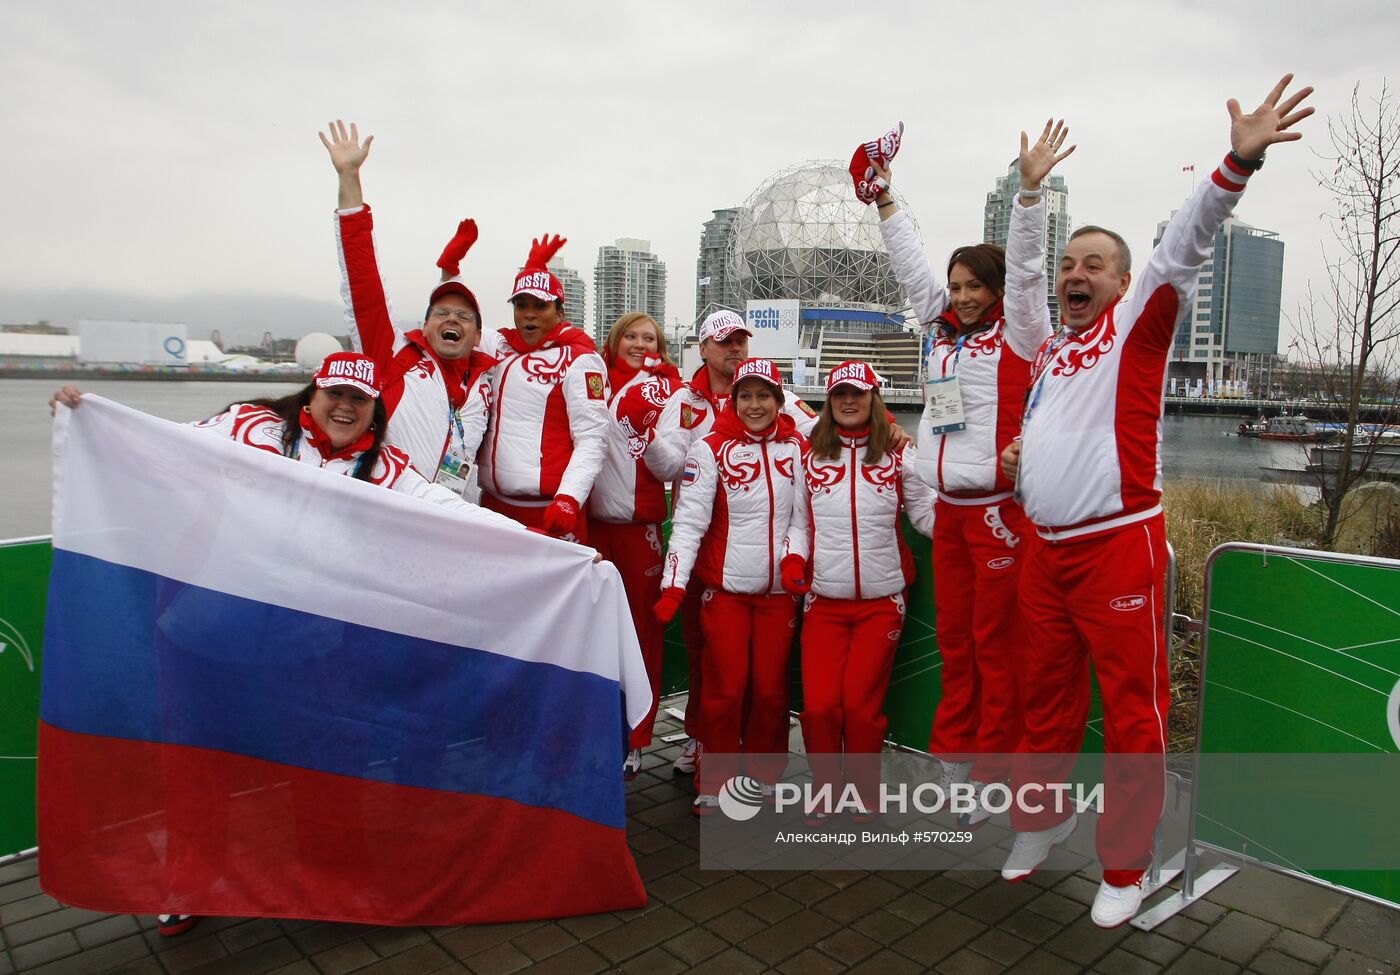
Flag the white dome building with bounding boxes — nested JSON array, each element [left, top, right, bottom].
[[729, 160, 917, 311], [718, 161, 922, 388], [294, 332, 345, 371]]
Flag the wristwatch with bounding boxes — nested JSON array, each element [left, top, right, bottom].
[[1228, 149, 1265, 171]]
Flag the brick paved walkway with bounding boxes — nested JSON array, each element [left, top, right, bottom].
[[3, 709, 1397, 974]]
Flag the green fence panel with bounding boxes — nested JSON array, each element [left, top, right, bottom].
[[1197, 544, 1400, 908], [1, 538, 49, 859]]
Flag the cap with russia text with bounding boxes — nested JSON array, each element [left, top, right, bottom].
[[510, 234, 568, 303], [314, 351, 381, 399], [698, 309, 753, 343], [825, 360, 880, 393], [732, 358, 784, 390]]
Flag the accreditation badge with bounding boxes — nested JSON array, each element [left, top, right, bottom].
[[924, 375, 967, 435]]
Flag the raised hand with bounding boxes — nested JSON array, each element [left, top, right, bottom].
[[1228, 74, 1314, 161], [318, 119, 374, 174], [1020, 119, 1075, 191]]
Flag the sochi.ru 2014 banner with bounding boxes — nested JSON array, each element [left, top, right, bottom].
[[39, 397, 649, 925], [745, 299, 801, 365]]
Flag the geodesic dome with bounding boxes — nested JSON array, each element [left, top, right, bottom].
[[294, 332, 344, 370], [729, 160, 917, 311]]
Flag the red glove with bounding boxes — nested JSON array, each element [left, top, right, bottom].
[[780, 555, 811, 595], [541, 495, 580, 537], [436, 218, 479, 276], [654, 587, 685, 623]]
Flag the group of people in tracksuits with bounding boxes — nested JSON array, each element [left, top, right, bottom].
[[61, 78, 1308, 936], [319, 73, 1312, 928]]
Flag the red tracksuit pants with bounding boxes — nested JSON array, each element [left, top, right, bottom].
[[696, 589, 798, 795], [928, 497, 1030, 783], [1011, 514, 1169, 888], [589, 519, 666, 749], [800, 594, 906, 808], [481, 492, 589, 544], [680, 579, 707, 742]]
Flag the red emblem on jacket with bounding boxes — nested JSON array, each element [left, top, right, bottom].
[[681, 403, 705, 429], [586, 372, 605, 400]]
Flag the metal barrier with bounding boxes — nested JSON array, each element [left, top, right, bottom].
[[0, 534, 50, 862], [1136, 542, 1400, 927]]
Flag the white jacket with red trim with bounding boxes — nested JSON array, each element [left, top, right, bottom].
[[589, 360, 682, 524], [786, 433, 935, 601], [1017, 154, 1254, 542], [880, 201, 1051, 498], [334, 204, 493, 482], [191, 404, 518, 529], [661, 413, 805, 595], [647, 365, 819, 486], [477, 325, 610, 505]]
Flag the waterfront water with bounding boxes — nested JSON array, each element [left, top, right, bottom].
[[1, 379, 1311, 540]]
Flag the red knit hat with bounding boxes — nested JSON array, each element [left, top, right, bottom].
[[849, 121, 904, 205], [510, 233, 568, 302]]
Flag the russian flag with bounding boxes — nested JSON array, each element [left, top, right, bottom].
[[39, 397, 650, 925]]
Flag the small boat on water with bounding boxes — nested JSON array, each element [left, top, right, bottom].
[[1259, 441, 1400, 488], [1237, 413, 1317, 441]]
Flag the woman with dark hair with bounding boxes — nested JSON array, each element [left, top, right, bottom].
[[51, 353, 522, 522], [856, 121, 1073, 818], [50, 351, 527, 938], [782, 361, 934, 824], [588, 311, 683, 778], [654, 358, 805, 816]]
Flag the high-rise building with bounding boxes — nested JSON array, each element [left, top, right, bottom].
[[593, 239, 667, 346], [695, 208, 742, 327], [983, 160, 1071, 327], [549, 263, 586, 333], [1157, 212, 1284, 388]]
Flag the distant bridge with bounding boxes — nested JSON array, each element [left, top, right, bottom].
[[791, 388, 1396, 423]]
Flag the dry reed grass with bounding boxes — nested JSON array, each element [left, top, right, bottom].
[[1162, 480, 1323, 751]]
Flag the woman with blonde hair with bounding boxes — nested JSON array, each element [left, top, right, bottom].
[[587, 312, 683, 778]]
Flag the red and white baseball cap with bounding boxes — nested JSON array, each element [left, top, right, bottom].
[[825, 360, 880, 393], [510, 234, 568, 302], [698, 309, 752, 343], [314, 351, 381, 399], [732, 358, 784, 390], [428, 277, 483, 321]]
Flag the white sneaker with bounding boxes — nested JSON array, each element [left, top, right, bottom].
[[692, 793, 720, 817], [1001, 814, 1078, 882], [673, 738, 700, 775], [937, 759, 973, 791], [957, 780, 995, 830], [623, 748, 642, 780], [1091, 877, 1147, 928]]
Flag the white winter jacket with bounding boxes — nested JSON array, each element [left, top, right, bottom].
[[478, 324, 610, 505], [786, 432, 935, 600], [880, 201, 1051, 497], [661, 413, 805, 595]]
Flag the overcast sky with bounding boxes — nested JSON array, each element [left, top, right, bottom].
[[1, 1, 1395, 349]]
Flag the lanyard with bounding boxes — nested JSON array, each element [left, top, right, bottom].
[[1022, 331, 1071, 428], [948, 334, 968, 376], [289, 433, 366, 478], [449, 404, 465, 449], [926, 331, 971, 380]]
